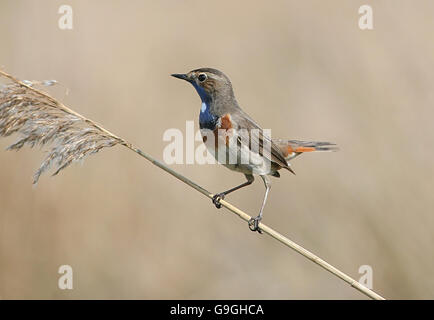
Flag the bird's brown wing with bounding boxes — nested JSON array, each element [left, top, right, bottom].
[[230, 110, 293, 173]]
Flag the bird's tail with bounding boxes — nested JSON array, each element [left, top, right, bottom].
[[275, 139, 338, 161]]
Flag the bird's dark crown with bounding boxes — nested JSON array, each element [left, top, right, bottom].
[[171, 68, 235, 103]]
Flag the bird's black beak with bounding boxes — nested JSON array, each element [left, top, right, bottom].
[[171, 73, 190, 82]]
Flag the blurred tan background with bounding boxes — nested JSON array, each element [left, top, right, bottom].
[[0, 0, 433, 299]]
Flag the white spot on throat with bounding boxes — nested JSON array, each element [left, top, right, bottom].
[[201, 102, 207, 113]]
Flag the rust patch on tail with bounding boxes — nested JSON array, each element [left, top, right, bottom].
[[281, 145, 316, 157], [295, 146, 315, 152]]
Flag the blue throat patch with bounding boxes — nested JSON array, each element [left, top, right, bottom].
[[192, 82, 218, 130], [199, 101, 218, 130]]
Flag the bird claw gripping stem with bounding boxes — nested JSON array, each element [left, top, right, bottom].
[[248, 216, 263, 234], [212, 193, 225, 209]]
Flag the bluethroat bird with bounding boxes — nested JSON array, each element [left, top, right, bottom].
[[172, 68, 337, 233]]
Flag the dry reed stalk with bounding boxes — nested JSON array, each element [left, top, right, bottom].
[[0, 69, 385, 300]]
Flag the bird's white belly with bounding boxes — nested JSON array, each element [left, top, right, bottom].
[[201, 128, 271, 175]]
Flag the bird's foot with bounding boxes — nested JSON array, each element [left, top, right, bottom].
[[248, 216, 263, 234], [212, 193, 225, 209]]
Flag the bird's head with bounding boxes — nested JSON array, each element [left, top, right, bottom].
[[171, 68, 234, 103]]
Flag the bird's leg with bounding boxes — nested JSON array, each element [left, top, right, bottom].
[[212, 174, 254, 209], [248, 175, 271, 233]]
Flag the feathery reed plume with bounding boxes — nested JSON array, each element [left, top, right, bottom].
[[0, 71, 125, 183], [0, 69, 385, 300]]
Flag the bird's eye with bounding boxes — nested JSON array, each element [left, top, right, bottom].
[[198, 73, 207, 82]]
